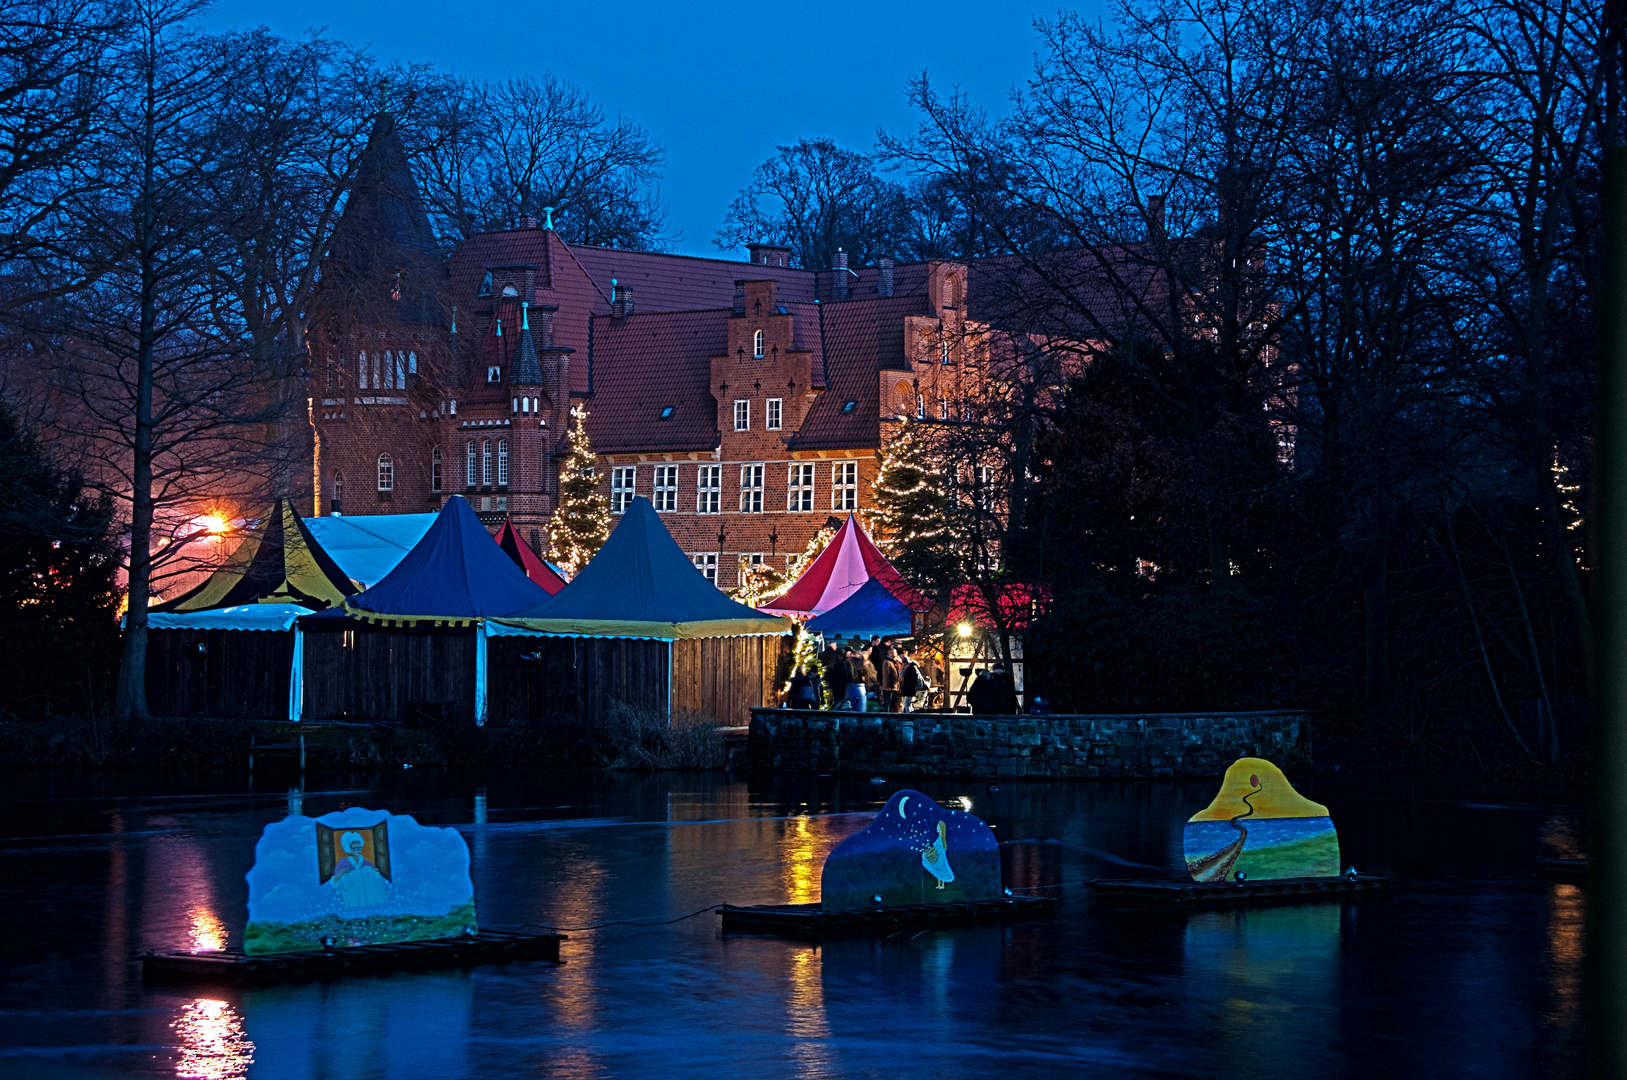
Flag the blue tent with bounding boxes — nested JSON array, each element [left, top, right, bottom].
[[497, 496, 787, 639], [806, 576, 913, 639], [342, 495, 553, 623]]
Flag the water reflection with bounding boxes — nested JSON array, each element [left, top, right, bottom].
[[189, 906, 226, 953], [172, 998, 254, 1079], [785, 947, 831, 1077], [1546, 883, 1583, 1031]]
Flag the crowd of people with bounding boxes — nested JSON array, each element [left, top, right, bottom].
[[782, 635, 1022, 715]]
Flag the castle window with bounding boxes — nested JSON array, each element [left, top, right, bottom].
[[408, 351, 417, 374], [479, 271, 493, 297], [497, 440, 509, 486], [693, 552, 718, 583], [611, 466, 636, 513], [382, 350, 393, 388], [653, 465, 677, 511], [916, 393, 925, 419], [376, 454, 394, 492], [488, 366, 502, 384], [753, 329, 764, 358], [481, 440, 492, 486], [739, 463, 764, 513], [466, 441, 477, 487], [431, 447, 442, 493], [940, 398, 949, 420], [358, 352, 367, 387], [331, 471, 343, 514], [394, 352, 406, 388], [372, 352, 382, 389], [501, 284, 519, 297], [697, 464, 720, 514], [766, 398, 782, 431], [734, 399, 750, 431], [788, 462, 814, 512], [832, 461, 857, 510]]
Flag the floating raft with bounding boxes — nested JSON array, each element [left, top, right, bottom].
[[720, 896, 1054, 939], [139, 928, 565, 986], [1090, 874, 1390, 905]]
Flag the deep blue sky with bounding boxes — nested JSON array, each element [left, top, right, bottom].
[[201, 0, 1097, 257]]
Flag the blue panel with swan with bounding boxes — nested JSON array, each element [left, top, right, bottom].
[[819, 789, 1002, 910]]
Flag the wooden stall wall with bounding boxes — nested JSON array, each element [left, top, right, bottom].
[[146, 629, 295, 720], [301, 624, 476, 723], [671, 636, 783, 726], [486, 636, 669, 727]]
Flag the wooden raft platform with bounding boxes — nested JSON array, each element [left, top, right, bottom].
[[139, 928, 565, 986], [720, 896, 1054, 939], [1090, 874, 1390, 905]]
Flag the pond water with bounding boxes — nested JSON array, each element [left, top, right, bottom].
[[0, 767, 1584, 1078]]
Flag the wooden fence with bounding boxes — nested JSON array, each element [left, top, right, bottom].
[[146, 629, 294, 720], [301, 622, 476, 723]]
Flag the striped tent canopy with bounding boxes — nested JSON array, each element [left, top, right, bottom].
[[759, 513, 928, 619], [154, 499, 356, 612], [341, 495, 554, 625], [492, 519, 568, 594]]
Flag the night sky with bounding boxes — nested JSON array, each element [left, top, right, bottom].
[[199, 0, 1107, 257]]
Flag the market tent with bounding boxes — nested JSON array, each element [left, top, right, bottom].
[[492, 519, 568, 594], [497, 496, 788, 639], [343, 495, 554, 624], [759, 513, 929, 618], [146, 604, 305, 720], [806, 577, 913, 639], [154, 499, 356, 612], [303, 513, 436, 588]]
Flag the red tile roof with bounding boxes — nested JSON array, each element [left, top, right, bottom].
[[794, 295, 932, 451], [583, 309, 728, 454], [567, 245, 819, 309]]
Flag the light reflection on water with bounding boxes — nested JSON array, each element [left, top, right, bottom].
[[171, 998, 253, 1079], [0, 769, 1588, 1079]]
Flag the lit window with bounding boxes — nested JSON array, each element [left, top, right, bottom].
[[697, 464, 721, 514], [431, 447, 442, 492], [739, 463, 764, 513], [466, 441, 477, 487], [654, 465, 678, 512], [916, 393, 924, 419], [788, 462, 814, 512], [693, 552, 719, 583], [497, 440, 509, 486], [832, 461, 857, 510], [753, 329, 764, 358], [734, 399, 750, 431], [611, 465, 636, 513], [481, 439, 492, 486], [766, 398, 782, 431], [377, 454, 394, 492], [331, 471, 343, 512]]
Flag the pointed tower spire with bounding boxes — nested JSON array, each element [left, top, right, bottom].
[[513, 301, 541, 385]]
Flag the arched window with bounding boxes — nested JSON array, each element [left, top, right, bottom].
[[501, 283, 519, 297], [466, 441, 477, 487], [497, 440, 509, 486], [481, 439, 492, 486], [394, 352, 406, 388], [479, 271, 493, 297], [382, 350, 393, 389], [407, 351, 417, 375], [895, 380, 912, 416], [331, 471, 343, 513], [377, 454, 394, 492], [753, 329, 764, 358], [371, 351, 381, 389], [358, 352, 367, 386], [431, 447, 442, 493]]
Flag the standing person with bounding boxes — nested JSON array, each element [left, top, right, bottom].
[[966, 668, 996, 714], [787, 667, 818, 710], [820, 639, 845, 706], [842, 648, 868, 712], [991, 662, 1020, 714], [861, 647, 879, 707], [898, 650, 922, 712], [881, 646, 903, 712]]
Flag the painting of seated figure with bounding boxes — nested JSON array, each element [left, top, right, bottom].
[[1184, 758, 1340, 883], [820, 789, 1002, 910], [244, 807, 476, 955]]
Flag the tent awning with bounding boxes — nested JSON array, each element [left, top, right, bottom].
[[149, 604, 303, 632], [806, 577, 913, 638], [500, 497, 790, 639], [302, 513, 436, 588], [759, 513, 929, 618]]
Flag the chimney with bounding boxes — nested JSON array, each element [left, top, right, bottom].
[[520, 214, 538, 229], [877, 257, 894, 298], [733, 280, 746, 317], [1146, 195, 1166, 242], [747, 243, 791, 267], [611, 282, 634, 317], [831, 249, 849, 301], [537, 304, 556, 348]]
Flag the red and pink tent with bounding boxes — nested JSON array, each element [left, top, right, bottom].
[[760, 514, 929, 619], [493, 520, 568, 594]]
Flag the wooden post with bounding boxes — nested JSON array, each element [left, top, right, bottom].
[[1593, 141, 1627, 1080], [299, 734, 306, 772]]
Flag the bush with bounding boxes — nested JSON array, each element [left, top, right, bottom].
[[603, 702, 724, 771]]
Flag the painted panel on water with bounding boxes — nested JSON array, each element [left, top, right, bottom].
[[244, 807, 476, 954], [1184, 758, 1339, 882], [820, 789, 1001, 910]]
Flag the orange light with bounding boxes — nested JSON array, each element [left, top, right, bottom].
[[200, 515, 229, 535]]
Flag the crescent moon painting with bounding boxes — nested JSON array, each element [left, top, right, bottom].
[[820, 789, 1002, 910]]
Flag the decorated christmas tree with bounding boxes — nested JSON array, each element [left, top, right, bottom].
[[872, 417, 953, 584], [548, 405, 611, 576]]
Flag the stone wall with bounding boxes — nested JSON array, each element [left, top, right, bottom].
[[746, 709, 1311, 779]]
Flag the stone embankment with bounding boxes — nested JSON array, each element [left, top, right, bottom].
[[746, 709, 1311, 779]]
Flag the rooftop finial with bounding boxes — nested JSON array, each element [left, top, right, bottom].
[[496, 315, 502, 338], [521, 302, 529, 330], [541, 206, 555, 230], [451, 305, 458, 334]]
